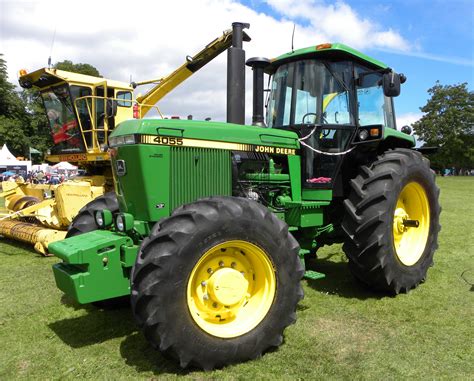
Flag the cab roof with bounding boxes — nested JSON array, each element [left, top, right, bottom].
[[269, 43, 388, 71], [19, 67, 132, 90]]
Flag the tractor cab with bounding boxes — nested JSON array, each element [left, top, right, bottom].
[[19, 68, 134, 162], [264, 43, 404, 189]]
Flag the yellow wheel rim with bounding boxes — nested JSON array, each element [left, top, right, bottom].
[[393, 181, 430, 266], [187, 240, 276, 338]]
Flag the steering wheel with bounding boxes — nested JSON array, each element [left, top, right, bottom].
[[302, 112, 317, 124]]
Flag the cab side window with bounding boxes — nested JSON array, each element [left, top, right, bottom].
[[356, 66, 396, 128], [117, 91, 132, 107]]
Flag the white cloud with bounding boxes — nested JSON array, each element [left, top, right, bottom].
[[396, 112, 423, 147], [1, 0, 412, 122], [265, 0, 410, 51], [396, 112, 422, 129]]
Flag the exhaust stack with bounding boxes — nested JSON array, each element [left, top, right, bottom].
[[246, 57, 271, 126], [227, 22, 250, 125]]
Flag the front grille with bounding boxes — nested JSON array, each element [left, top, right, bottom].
[[169, 147, 232, 210]]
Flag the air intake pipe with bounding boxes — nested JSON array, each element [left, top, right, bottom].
[[246, 57, 271, 126], [227, 22, 250, 125]]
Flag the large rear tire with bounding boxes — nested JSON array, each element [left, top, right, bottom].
[[66, 192, 118, 238], [342, 149, 441, 294], [131, 196, 304, 370]]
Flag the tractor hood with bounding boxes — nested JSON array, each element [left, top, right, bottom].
[[108, 119, 300, 223], [110, 119, 300, 153]]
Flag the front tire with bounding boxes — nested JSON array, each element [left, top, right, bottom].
[[131, 196, 304, 370], [342, 149, 441, 294]]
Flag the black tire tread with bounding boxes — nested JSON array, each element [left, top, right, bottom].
[[342, 148, 441, 294], [131, 196, 304, 370]]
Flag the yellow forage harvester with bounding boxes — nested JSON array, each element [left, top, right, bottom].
[[0, 27, 238, 254]]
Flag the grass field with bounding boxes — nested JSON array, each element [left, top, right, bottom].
[[0, 177, 473, 379]]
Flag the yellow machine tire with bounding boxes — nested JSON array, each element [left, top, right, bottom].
[[66, 192, 118, 238], [341, 149, 441, 294], [9, 195, 40, 212], [8, 195, 40, 223], [131, 196, 304, 370]]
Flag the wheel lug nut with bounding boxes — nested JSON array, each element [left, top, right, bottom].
[[219, 261, 224, 267], [212, 302, 218, 308], [231, 262, 236, 268], [207, 268, 213, 274], [203, 293, 209, 300], [201, 281, 207, 287]]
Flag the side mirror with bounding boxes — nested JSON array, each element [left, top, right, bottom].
[[382, 71, 403, 97], [106, 99, 118, 118], [401, 125, 412, 135]]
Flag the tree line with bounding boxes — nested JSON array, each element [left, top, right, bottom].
[[0, 54, 472, 170], [413, 82, 473, 172]]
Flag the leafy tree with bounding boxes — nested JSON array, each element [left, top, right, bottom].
[[0, 54, 31, 157], [0, 54, 26, 120], [413, 82, 474, 171], [54, 60, 101, 77]]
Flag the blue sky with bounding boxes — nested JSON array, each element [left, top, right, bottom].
[[241, 0, 474, 123]]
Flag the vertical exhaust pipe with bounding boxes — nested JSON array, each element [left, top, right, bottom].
[[246, 57, 271, 126], [227, 22, 250, 125]]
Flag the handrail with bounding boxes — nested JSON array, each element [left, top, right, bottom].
[[72, 95, 165, 152]]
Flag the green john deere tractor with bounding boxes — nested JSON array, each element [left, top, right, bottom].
[[50, 23, 440, 369]]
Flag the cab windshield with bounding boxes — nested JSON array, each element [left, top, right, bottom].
[[267, 59, 356, 187], [41, 84, 85, 154], [267, 59, 396, 188], [267, 60, 354, 128]]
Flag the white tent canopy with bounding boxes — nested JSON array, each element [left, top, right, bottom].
[[0, 144, 31, 174], [52, 161, 77, 171], [0, 144, 16, 161]]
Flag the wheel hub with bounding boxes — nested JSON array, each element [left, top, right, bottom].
[[392, 182, 430, 266], [394, 207, 409, 234], [207, 268, 249, 306], [187, 240, 276, 338]]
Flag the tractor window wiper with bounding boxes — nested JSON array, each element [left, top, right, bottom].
[[322, 61, 350, 93]]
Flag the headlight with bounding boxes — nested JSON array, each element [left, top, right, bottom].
[[124, 135, 136, 144], [95, 211, 104, 227], [95, 209, 113, 228], [109, 134, 136, 147], [115, 214, 125, 231], [114, 213, 134, 232], [358, 129, 369, 141]]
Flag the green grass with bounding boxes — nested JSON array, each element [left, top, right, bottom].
[[0, 177, 473, 380]]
